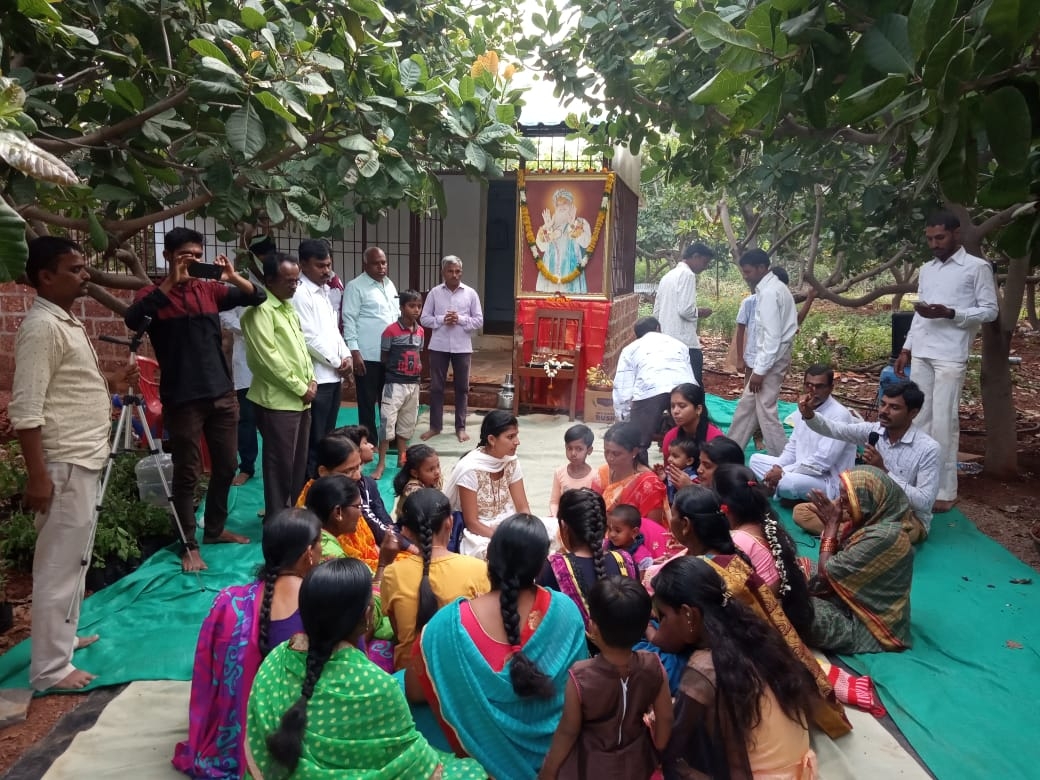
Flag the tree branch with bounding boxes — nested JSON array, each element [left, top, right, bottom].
[[767, 220, 810, 257], [802, 272, 915, 307], [824, 244, 912, 294], [33, 88, 191, 152]]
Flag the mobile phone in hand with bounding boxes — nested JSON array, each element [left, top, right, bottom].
[[187, 262, 224, 280]]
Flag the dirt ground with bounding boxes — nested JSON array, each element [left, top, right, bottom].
[[2, 317, 1039, 774]]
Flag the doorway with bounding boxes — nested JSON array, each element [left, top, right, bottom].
[[482, 179, 517, 334]]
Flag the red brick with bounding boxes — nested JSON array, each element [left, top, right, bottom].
[[3, 315, 25, 334]]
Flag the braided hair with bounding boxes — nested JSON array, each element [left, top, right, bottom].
[[256, 508, 322, 656], [393, 444, 438, 496], [265, 558, 372, 773], [557, 488, 608, 593], [711, 464, 814, 636], [671, 486, 744, 559], [652, 556, 816, 779], [486, 514, 554, 698], [399, 488, 452, 634]]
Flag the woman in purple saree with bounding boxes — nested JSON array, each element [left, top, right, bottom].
[[171, 508, 322, 779]]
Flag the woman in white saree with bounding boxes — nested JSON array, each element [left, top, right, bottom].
[[443, 410, 558, 558]]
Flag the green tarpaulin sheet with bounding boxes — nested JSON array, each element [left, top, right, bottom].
[[2, 399, 1038, 780]]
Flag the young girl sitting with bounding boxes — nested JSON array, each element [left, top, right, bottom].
[[654, 556, 819, 780], [538, 488, 637, 632], [605, 503, 653, 572], [549, 424, 599, 516], [381, 488, 490, 670], [713, 463, 815, 638], [539, 577, 673, 779], [392, 443, 442, 519]]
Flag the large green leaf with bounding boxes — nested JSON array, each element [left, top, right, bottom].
[[861, 14, 915, 75], [86, 212, 108, 251], [0, 197, 28, 283], [837, 75, 907, 125], [0, 129, 78, 184], [399, 59, 421, 89], [188, 39, 229, 65], [689, 69, 752, 105], [921, 20, 965, 89], [982, 0, 1039, 45], [225, 103, 267, 160], [916, 113, 958, 194], [907, 0, 956, 60], [983, 86, 1032, 173], [692, 11, 763, 53]]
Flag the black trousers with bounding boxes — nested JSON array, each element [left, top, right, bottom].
[[308, 381, 343, 477], [629, 392, 672, 458], [236, 388, 258, 476], [355, 361, 386, 444], [254, 406, 311, 517], [689, 348, 704, 387]]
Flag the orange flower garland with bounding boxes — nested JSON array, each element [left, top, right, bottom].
[[518, 169, 615, 286]]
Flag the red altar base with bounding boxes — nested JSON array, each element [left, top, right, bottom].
[[515, 298, 611, 415]]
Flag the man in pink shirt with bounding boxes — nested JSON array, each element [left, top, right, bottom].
[[419, 256, 484, 442]]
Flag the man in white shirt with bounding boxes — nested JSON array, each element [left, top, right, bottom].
[[727, 250, 798, 456], [797, 380, 939, 543], [219, 306, 259, 485], [749, 364, 857, 500], [612, 317, 696, 455], [894, 211, 998, 512], [342, 246, 399, 446], [653, 242, 714, 385], [294, 239, 353, 476]]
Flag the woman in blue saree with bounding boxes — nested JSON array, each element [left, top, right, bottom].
[[406, 513, 587, 780]]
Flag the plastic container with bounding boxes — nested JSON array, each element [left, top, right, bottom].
[[135, 453, 174, 510]]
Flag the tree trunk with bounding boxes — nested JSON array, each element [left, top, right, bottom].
[[980, 255, 1027, 478]]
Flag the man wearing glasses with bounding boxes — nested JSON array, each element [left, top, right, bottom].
[[749, 364, 856, 501], [242, 254, 317, 518], [125, 227, 265, 572]]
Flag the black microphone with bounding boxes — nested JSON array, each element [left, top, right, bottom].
[[868, 432, 880, 447]]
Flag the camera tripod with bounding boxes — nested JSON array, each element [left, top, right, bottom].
[[67, 317, 202, 621]]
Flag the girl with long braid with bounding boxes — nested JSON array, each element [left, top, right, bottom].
[[409, 514, 587, 779], [173, 508, 322, 778], [246, 559, 485, 779], [653, 556, 819, 780], [383, 488, 489, 670], [712, 463, 815, 637], [537, 488, 637, 632]]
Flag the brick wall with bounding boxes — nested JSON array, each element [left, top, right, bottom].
[[1, 283, 147, 393], [602, 293, 639, 375]]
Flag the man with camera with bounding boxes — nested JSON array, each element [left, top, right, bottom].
[[795, 380, 939, 543], [125, 227, 266, 572], [11, 237, 138, 690]]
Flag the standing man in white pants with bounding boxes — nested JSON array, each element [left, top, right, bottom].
[[10, 237, 137, 690], [894, 211, 998, 513], [726, 249, 798, 456], [749, 364, 857, 500]]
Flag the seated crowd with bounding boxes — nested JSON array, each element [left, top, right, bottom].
[[175, 371, 936, 780]]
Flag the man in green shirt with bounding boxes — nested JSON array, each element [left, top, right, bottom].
[[243, 254, 317, 515]]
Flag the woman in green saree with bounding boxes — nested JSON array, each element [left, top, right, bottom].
[[246, 558, 485, 779], [806, 466, 915, 654]]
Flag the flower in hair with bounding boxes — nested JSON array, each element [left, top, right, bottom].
[[747, 480, 757, 487], [719, 503, 730, 514], [721, 589, 732, 607]]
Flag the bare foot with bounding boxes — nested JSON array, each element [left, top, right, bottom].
[[456, 430, 470, 443], [182, 549, 208, 572], [420, 429, 440, 441], [51, 668, 96, 690], [372, 465, 385, 480], [203, 530, 250, 544], [932, 499, 958, 513], [232, 472, 252, 486], [257, 508, 265, 518], [75, 634, 100, 650]]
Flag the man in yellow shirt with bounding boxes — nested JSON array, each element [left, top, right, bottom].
[[242, 254, 317, 516], [10, 237, 136, 690]]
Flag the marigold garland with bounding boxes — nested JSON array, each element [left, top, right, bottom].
[[518, 169, 615, 286]]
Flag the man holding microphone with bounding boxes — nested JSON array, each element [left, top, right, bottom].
[[793, 380, 940, 543]]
